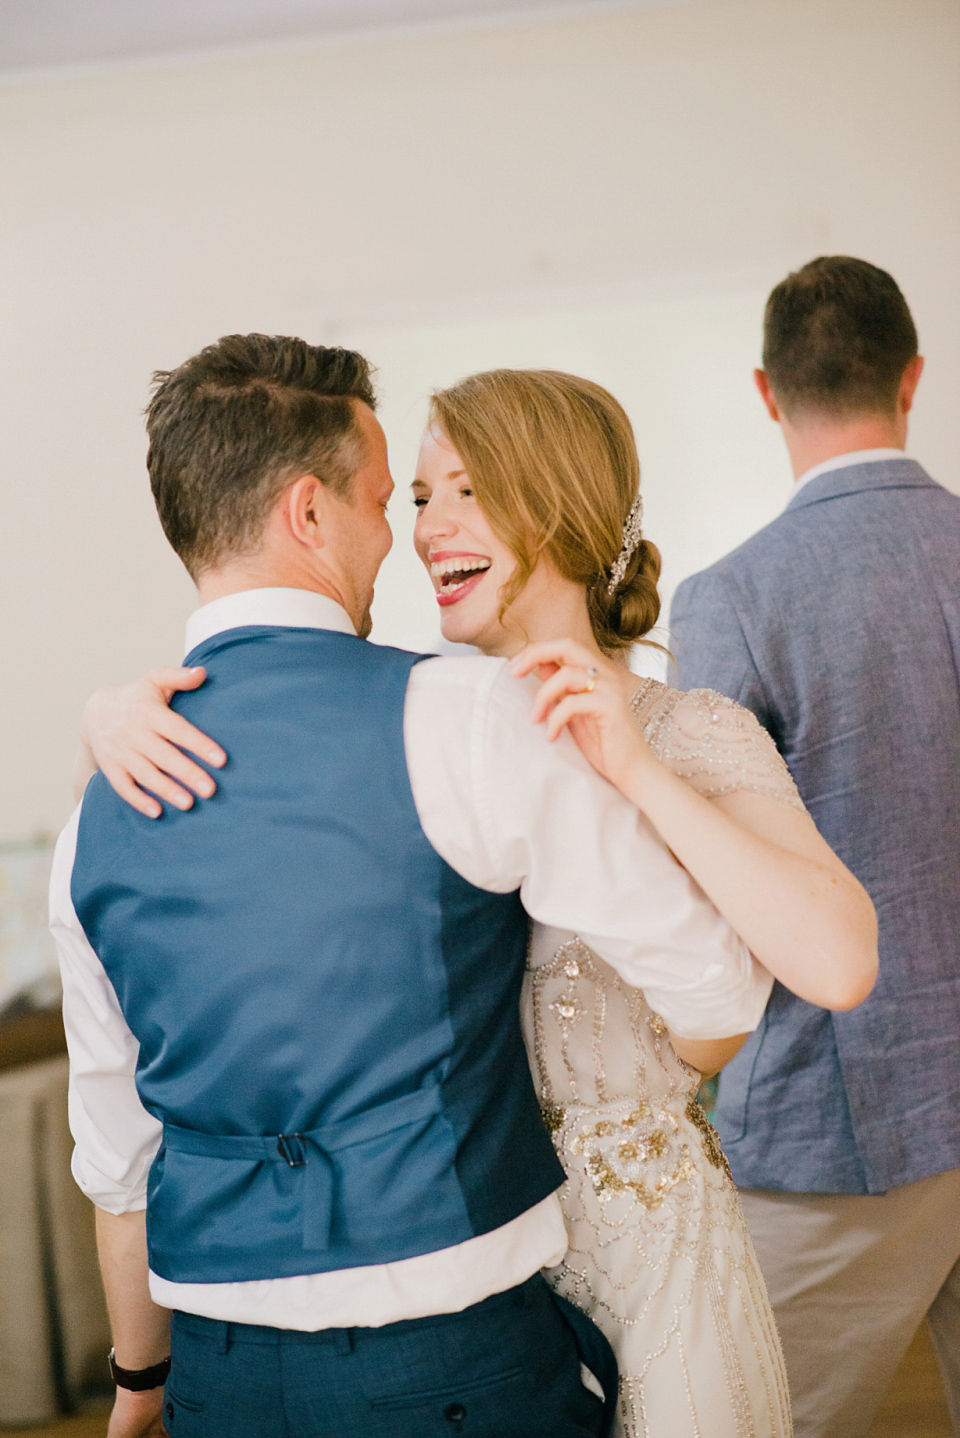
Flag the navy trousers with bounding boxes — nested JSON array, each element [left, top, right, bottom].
[[164, 1274, 617, 1437]]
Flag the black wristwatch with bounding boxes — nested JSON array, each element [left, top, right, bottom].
[[108, 1348, 172, 1391]]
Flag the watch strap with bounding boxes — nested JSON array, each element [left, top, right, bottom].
[[108, 1348, 172, 1391]]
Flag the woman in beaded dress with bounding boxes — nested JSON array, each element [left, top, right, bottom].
[[80, 368, 877, 1438], [415, 371, 874, 1438], [415, 371, 873, 1438], [520, 680, 805, 1438]]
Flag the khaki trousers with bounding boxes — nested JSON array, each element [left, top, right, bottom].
[[739, 1168, 960, 1438]]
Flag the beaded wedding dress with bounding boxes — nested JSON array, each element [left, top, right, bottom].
[[521, 681, 801, 1438]]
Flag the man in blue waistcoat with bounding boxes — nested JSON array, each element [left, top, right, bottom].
[[671, 257, 960, 1438], [51, 334, 771, 1438]]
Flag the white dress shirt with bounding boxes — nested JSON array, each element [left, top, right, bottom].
[[51, 587, 771, 1330], [791, 447, 905, 499]]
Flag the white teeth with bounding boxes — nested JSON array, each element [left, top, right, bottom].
[[430, 556, 492, 580]]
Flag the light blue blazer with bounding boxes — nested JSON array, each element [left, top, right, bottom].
[[670, 458, 960, 1194]]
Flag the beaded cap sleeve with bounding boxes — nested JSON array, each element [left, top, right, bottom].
[[630, 678, 806, 811]]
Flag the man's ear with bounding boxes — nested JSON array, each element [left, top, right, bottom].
[[283, 474, 329, 549], [898, 355, 924, 416], [754, 369, 781, 422]]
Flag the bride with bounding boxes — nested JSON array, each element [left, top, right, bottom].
[[79, 367, 876, 1437]]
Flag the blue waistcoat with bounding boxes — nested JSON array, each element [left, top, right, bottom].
[[671, 460, 960, 1194], [71, 626, 564, 1282]]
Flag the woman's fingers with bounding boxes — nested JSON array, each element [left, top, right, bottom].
[[511, 638, 597, 678], [120, 751, 199, 812], [518, 640, 655, 791], [143, 672, 226, 767], [543, 692, 604, 742], [138, 732, 218, 798], [149, 665, 208, 699], [100, 766, 164, 820], [152, 707, 226, 769], [530, 664, 605, 724], [103, 727, 220, 808]]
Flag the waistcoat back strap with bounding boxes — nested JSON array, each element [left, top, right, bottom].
[[163, 1086, 445, 1252]]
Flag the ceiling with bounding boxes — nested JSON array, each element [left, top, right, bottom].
[[0, 0, 700, 78]]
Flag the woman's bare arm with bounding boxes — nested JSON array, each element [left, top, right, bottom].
[[612, 758, 876, 1011]]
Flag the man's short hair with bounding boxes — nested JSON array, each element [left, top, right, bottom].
[[762, 256, 918, 421], [146, 334, 377, 576]]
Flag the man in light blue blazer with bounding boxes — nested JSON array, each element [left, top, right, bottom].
[[670, 257, 960, 1438]]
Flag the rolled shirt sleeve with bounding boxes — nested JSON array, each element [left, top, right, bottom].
[[49, 808, 162, 1212]]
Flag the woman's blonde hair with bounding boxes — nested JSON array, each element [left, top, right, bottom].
[[428, 368, 661, 655]]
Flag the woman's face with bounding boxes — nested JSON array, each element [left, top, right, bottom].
[[412, 429, 535, 657]]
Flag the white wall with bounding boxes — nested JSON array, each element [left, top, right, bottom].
[[1, 0, 958, 840]]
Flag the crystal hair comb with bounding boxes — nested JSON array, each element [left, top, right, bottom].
[[606, 496, 644, 596]]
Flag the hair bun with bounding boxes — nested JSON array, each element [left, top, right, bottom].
[[588, 538, 662, 651]]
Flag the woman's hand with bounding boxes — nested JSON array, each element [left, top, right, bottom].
[[511, 638, 655, 796], [80, 667, 227, 819]]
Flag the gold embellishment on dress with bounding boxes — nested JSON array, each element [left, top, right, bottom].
[[630, 681, 806, 812], [565, 1102, 698, 1211], [685, 1096, 734, 1183], [540, 1101, 566, 1135]]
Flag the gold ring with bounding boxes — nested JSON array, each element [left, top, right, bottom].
[[583, 667, 598, 694]]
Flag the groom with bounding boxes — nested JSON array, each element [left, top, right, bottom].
[[51, 334, 770, 1438]]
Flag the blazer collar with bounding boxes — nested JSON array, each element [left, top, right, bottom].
[[784, 456, 937, 513]]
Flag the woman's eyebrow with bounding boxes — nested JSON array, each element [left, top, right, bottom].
[[411, 469, 466, 489]]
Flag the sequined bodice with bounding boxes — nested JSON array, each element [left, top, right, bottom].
[[524, 930, 698, 1114]]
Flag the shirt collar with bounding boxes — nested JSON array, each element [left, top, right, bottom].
[[790, 448, 905, 502], [184, 588, 356, 658]]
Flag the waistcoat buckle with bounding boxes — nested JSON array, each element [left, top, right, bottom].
[[277, 1133, 307, 1167]]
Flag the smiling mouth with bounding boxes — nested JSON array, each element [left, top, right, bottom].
[[431, 556, 492, 600]]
